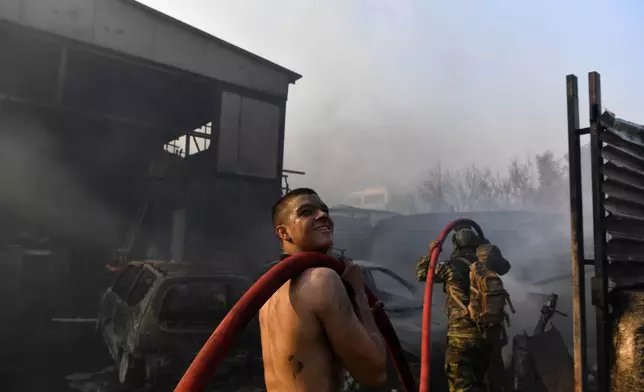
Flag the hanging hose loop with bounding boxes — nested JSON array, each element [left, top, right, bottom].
[[175, 219, 484, 392], [174, 252, 416, 392]]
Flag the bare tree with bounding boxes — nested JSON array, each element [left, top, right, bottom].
[[443, 165, 499, 211], [419, 163, 500, 212], [464, 165, 498, 210], [418, 162, 453, 212], [534, 150, 568, 210], [493, 157, 538, 209], [417, 151, 569, 213], [535, 150, 564, 189]]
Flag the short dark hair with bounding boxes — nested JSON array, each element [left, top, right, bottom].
[[271, 188, 318, 227]]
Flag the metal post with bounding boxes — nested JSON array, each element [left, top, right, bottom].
[[185, 133, 191, 157], [588, 71, 609, 392], [566, 74, 588, 392]]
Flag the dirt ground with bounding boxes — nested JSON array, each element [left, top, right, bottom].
[[0, 322, 407, 392], [3, 320, 562, 392], [0, 322, 267, 392]]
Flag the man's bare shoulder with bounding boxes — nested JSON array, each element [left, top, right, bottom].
[[259, 282, 288, 316], [291, 267, 347, 311]]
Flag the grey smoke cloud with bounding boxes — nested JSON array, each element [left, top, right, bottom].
[[137, 0, 644, 205], [130, 1, 643, 372]]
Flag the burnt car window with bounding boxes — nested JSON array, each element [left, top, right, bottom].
[[111, 265, 141, 299], [158, 281, 228, 330], [370, 269, 415, 301], [127, 268, 156, 306]]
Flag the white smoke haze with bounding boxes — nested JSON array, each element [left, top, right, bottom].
[[136, 0, 644, 207], [134, 0, 642, 370], [3, 4, 642, 392], [0, 112, 122, 245]]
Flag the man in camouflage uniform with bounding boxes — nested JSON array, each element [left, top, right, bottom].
[[476, 244, 512, 392], [416, 228, 508, 392]]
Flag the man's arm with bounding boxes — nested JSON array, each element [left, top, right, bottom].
[[416, 240, 450, 283], [295, 267, 387, 387], [434, 261, 449, 283], [416, 255, 430, 282], [416, 256, 448, 283]]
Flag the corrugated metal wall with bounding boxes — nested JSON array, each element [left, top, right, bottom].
[[567, 72, 644, 392], [598, 111, 644, 281]]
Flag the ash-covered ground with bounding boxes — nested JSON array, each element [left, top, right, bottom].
[[0, 323, 266, 392]]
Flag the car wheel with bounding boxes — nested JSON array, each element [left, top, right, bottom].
[[118, 350, 144, 387]]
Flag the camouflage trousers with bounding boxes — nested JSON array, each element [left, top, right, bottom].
[[485, 327, 507, 392], [444, 334, 490, 392]]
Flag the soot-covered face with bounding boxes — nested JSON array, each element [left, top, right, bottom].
[[276, 194, 334, 253]]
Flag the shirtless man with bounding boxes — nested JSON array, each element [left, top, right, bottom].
[[259, 188, 388, 392]]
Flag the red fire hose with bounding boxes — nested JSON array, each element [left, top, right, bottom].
[[174, 251, 417, 392], [419, 218, 485, 392], [175, 218, 484, 392]]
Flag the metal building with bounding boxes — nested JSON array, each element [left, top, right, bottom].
[[0, 0, 301, 317]]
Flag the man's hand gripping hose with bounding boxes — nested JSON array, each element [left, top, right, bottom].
[[418, 218, 485, 392], [174, 252, 417, 392]]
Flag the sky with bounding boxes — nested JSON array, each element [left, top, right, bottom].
[[138, 0, 644, 204]]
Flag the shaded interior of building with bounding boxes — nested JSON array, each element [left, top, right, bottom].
[[0, 22, 282, 329]]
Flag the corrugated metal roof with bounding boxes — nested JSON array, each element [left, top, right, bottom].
[[122, 0, 301, 83], [0, 0, 301, 95]]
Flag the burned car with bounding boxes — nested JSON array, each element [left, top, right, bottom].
[[257, 259, 448, 390], [96, 260, 255, 387]]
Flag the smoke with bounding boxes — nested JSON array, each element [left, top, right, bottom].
[[0, 110, 122, 246], [138, 0, 614, 206], [134, 0, 637, 370], [363, 208, 585, 369], [133, 0, 644, 215]]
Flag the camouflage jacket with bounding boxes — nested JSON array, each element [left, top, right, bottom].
[[417, 250, 481, 337]]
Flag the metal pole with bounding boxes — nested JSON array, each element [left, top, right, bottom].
[[283, 169, 306, 175], [588, 71, 609, 392], [185, 133, 191, 157], [566, 74, 588, 392]]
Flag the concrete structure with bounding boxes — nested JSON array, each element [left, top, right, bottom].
[[347, 186, 390, 210], [0, 0, 300, 315]]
